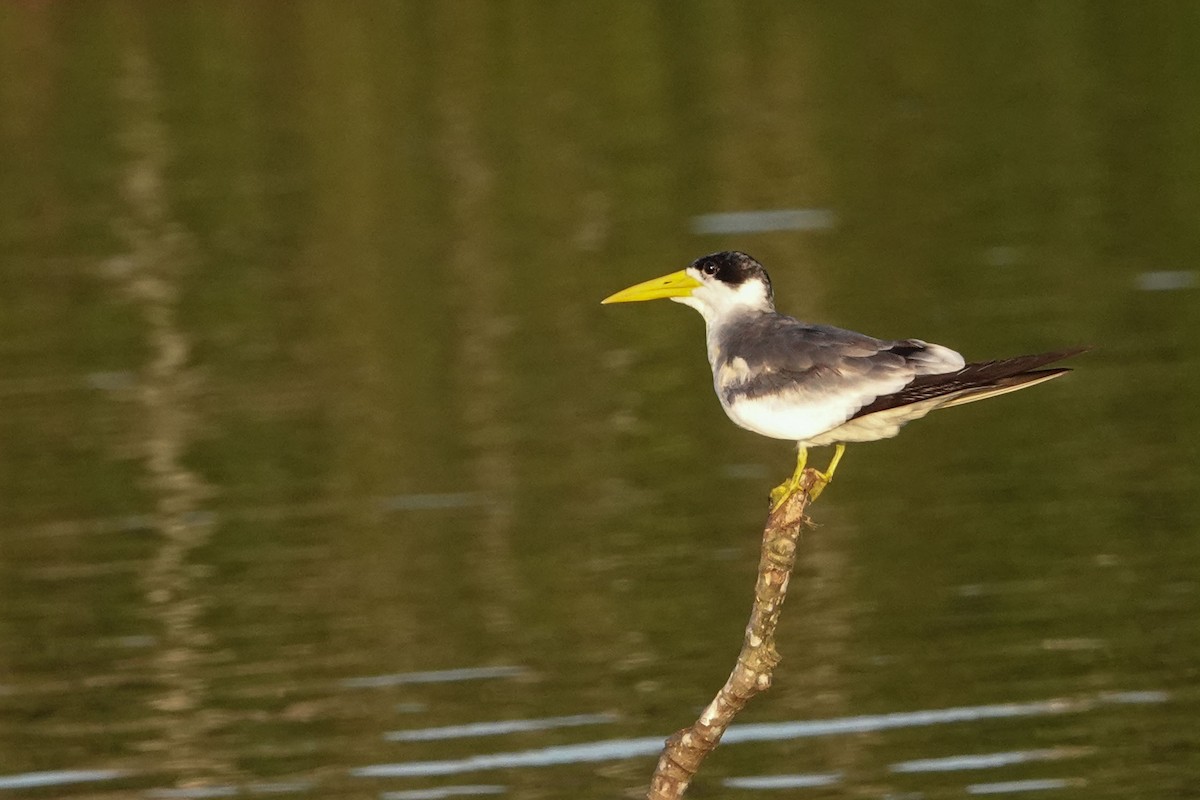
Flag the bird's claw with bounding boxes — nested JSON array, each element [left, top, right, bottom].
[[807, 470, 832, 501], [769, 470, 832, 511], [769, 482, 794, 511]]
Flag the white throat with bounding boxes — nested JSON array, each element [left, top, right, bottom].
[[670, 276, 773, 326]]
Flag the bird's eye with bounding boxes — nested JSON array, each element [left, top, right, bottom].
[[702, 262, 719, 276]]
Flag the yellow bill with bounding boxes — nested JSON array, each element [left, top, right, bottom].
[[601, 270, 702, 304]]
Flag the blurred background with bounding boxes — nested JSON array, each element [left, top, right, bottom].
[[1, 3, 1198, 798]]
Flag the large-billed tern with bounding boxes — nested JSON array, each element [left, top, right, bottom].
[[603, 251, 1085, 509]]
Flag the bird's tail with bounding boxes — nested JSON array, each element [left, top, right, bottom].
[[939, 368, 1069, 408], [851, 346, 1091, 419], [936, 346, 1091, 409]]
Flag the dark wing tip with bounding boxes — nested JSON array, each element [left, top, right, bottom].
[[850, 345, 1090, 420], [965, 345, 1092, 375]]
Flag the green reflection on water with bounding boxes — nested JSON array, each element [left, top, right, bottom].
[[1, 3, 1197, 797]]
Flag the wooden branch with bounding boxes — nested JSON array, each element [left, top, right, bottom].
[[645, 470, 820, 800]]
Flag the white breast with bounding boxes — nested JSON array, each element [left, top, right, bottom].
[[713, 359, 917, 445], [718, 390, 863, 443]]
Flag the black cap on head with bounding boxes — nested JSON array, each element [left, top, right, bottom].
[[691, 251, 773, 300]]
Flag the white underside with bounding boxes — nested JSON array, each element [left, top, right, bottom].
[[717, 372, 913, 444], [804, 398, 949, 446], [721, 393, 861, 443], [726, 371, 1066, 448], [723, 393, 938, 447]]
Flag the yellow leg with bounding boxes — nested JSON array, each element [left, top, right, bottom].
[[808, 443, 846, 501], [770, 443, 846, 510], [769, 447, 809, 511]]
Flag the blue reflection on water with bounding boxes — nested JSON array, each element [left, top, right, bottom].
[[145, 788, 238, 799], [380, 493, 489, 512], [341, 666, 526, 689], [891, 747, 1089, 773], [691, 209, 836, 235], [381, 787, 506, 800], [723, 773, 841, 789], [1135, 270, 1197, 292], [352, 691, 1165, 779], [0, 770, 127, 790], [245, 782, 315, 795], [387, 713, 617, 742], [968, 778, 1079, 795]]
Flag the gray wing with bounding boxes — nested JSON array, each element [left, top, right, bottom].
[[715, 315, 965, 413]]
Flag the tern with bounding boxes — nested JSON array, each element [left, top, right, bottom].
[[603, 251, 1085, 509]]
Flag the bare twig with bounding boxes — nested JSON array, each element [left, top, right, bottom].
[[645, 470, 820, 800]]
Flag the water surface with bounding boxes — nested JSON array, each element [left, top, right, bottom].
[[1, 4, 1198, 798]]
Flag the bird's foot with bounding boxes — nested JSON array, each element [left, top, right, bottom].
[[807, 469, 833, 501], [770, 469, 830, 511], [770, 446, 809, 511], [769, 444, 845, 511], [769, 480, 799, 511]]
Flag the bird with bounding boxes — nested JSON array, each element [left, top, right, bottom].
[[602, 251, 1087, 510]]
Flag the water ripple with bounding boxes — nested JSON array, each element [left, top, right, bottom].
[[387, 713, 616, 742], [351, 690, 1165, 779]]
